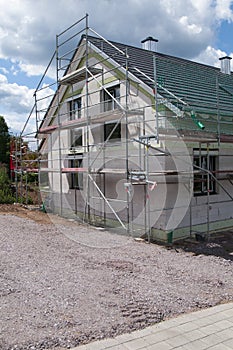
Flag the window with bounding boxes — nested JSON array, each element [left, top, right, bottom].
[[70, 128, 83, 149], [101, 85, 120, 112], [69, 158, 83, 190], [69, 98, 81, 120], [193, 153, 217, 196], [104, 123, 121, 142]]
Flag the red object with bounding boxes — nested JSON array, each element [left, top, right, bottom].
[[9, 140, 15, 175]]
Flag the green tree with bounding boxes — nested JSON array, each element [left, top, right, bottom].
[[0, 116, 10, 167]]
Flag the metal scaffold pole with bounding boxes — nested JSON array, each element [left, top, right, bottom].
[[85, 14, 91, 223], [125, 48, 130, 234], [56, 33, 63, 216], [153, 55, 159, 143], [206, 143, 210, 241], [34, 94, 41, 206]]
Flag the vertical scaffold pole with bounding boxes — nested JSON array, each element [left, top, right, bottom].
[[206, 143, 210, 241], [56, 33, 63, 216], [216, 75, 221, 146], [85, 14, 91, 223], [19, 137, 23, 202], [153, 55, 159, 143], [125, 48, 131, 234], [34, 93, 41, 206], [15, 137, 18, 203]]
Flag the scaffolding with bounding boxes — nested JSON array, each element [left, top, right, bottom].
[[19, 14, 233, 242], [10, 135, 39, 205]]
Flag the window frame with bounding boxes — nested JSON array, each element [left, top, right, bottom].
[[69, 158, 83, 190], [70, 128, 83, 150], [101, 84, 120, 112], [69, 97, 82, 120], [104, 122, 121, 142], [193, 151, 218, 197]]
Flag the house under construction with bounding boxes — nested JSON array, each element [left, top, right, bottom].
[[21, 15, 233, 242]]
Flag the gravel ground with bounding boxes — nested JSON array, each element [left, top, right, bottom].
[[0, 208, 233, 350]]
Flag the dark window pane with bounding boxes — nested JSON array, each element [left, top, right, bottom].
[[70, 129, 82, 148], [69, 98, 81, 119], [193, 154, 217, 196], [104, 123, 121, 142], [69, 158, 83, 190]]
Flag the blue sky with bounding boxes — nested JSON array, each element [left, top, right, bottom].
[[0, 0, 233, 138], [217, 20, 233, 52]]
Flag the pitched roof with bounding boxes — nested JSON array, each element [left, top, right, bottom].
[[87, 35, 233, 117]]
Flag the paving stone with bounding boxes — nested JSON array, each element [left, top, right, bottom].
[[202, 333, 222, 346], [217, 329, 233, 342], [176, 339, 209, 350], [191, 305, 226, 318], [145, 331, 171, 345], [84, 341, 109, 350], [144, 341, 172, 350], [207, 344, 233, 350], [193, 316, 217, 327], [212, 312, 231, 322], [112, 333, 135, 343], [175, 321, 199, 333], [130, 327, 154, 338], [166, 334, 190, 347], [223, 338, 233, 348], [107, 345, 130, 350], [156, 318, 184, 329], [214, 320, 233, 330], [90, 338, 119, 348], [223, 309, 233, 318], [184, 329, 207, 341], [123, 337, 150, 350], [201, 323, 223, 335]]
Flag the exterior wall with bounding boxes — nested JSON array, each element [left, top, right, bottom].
[[39, 47, 233, 242], [159, 142, 233, 242]]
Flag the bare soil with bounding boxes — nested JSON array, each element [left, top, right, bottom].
[[0, 205, 233, 350]]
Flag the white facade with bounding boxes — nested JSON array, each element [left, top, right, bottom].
[[38, 31, 233, 242]]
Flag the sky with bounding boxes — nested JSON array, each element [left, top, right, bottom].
[[0, 0, 233, 138]]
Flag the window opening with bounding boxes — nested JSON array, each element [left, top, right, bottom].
[[193, 154, 217, 196]]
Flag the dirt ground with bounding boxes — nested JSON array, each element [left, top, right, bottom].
[[0, 204, 53, 224], [0, 204, 233, 350]]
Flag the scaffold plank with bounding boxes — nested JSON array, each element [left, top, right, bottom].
[[61, 167, 87, 173], [59, 67, 102, 85]]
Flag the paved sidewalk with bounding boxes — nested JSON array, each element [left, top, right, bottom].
[[71, 302, 233, 349]]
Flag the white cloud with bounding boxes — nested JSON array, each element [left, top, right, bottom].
[[179, 16, 202, 34], [0, 71, 55, 135], [10, 64, 20, 76], [0, 0, 229, 65], [193, 45, 228, 67], [0, 72, 34, 131], [0, 80, 33, 112], [190, 0, 213, 14], [0, 73, 7, 83], [18, 61, 55, 78], [0, 0, 232, 69], [215, 0, 233, 21], [0, 67, 9, 75]]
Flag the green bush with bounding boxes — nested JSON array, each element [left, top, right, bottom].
[[17, 195, 33, 205], [0, 167, 15, 203], [0, 189, 15, 204], [22, 172, 38, 184]]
